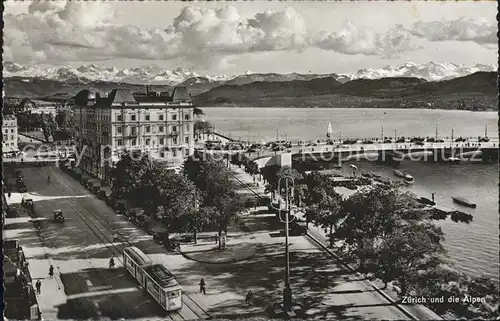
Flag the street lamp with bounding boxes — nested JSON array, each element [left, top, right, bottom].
[[270, 175, 296, 312]]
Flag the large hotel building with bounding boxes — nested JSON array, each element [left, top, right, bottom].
[[73, 87, 195, 183]]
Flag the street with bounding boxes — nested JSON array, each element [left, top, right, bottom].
[[8, 165, 210, 320]]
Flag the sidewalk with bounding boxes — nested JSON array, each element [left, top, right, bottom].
[[4, 193, 68, 321]]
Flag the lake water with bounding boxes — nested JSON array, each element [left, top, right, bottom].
[[204, 108, 499, 280], [203, 107, 497, 142]]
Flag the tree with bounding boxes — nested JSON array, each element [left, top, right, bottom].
[[193, 107, 205, 116], [245, 160, 259, 178], [336, 185, 422, 271], [155, 171, 199, 245], [183, 153, 243, 248], [111, 153, 154, 204], [194, 119, 214, 140], [183, 204, 210, 244], [304, 173, 344, 248], [192, 156, 237, 204], [55, 110, 68, 128], [40, 113, 59, 141], [370, 221, 445, 292], [207, 195, 243, 249]]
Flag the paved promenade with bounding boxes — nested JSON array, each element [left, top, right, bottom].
[[180, 232, 258, 264]]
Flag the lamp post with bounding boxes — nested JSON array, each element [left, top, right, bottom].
[[270, 175, 296, 312]]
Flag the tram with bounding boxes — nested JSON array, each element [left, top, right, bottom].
[[123, 246, 183, 311]]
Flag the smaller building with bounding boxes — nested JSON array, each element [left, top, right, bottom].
[[3, 115, 19, 154]]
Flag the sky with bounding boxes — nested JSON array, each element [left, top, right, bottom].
[[4, 0, 497, 75]]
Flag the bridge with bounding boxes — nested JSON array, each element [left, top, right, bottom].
[[248, 139, 499, 168], [291, 142, 499, 163]]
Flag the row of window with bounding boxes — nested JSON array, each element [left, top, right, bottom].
[[3, 142, 16, 147], [116, 136, 190, 147], [3, 135, 15, 141], [159, 149, 190, 158], [116, 113, 190, 122], [115, 124, 189, 135], [3, 128, 16, 133]]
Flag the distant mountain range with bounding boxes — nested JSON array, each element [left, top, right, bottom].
[[3, 62, 497, 110], [4, 61, 495, 86], [193, 72, 497, 108]]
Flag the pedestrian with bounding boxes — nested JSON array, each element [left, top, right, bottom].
[[48, 265, 54, 278], [35, 279, 41, 294], [214, 233, 218, 244], [199, 277, 206, 294], [8, 191, 11, 198], [245, 290, 253, 304], [109, 257, 115, 269]]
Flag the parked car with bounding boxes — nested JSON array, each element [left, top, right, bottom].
[[6, 206, 19, 218], [114, 200, 128, 214], [91, 185, 100, 194], [97, 190, 107, 200], [53, 210, 65, 223]]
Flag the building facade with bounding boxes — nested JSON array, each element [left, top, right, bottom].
[[73, 87, 195, 183], [3, 115, 18, 154]]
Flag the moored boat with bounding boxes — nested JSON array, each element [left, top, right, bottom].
[[452, 197, 476, 208], [418, 197, 435, 206], [394, 169, 405, 178], [404, 174, 414, 184], [448, 157, 460, 164]]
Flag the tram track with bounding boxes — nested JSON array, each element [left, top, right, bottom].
[[41, 166, 210, 320]]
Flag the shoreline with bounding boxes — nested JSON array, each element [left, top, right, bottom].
[[199, 105, 497, 112]]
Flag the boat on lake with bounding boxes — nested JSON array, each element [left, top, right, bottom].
[[394, 169, 405, 178], [418, 197, 436, 206], [404, 174, 414, 184], [452, 197, 476, 208]]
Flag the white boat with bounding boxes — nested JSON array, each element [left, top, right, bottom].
[[394, 169, 405, 178], [404, 174, 414, 184], [326, 122, 333, 138], [448, 157, 460, 164]]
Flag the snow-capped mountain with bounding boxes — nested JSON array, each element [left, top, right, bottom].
[[2, 62, 230, 85], [3, 61, 496, 85], [352, 62, 496, 81]]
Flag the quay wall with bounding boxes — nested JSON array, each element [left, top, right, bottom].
[[291, 147, 498, 163]]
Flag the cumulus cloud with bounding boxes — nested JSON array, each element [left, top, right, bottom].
[[411, 17, 496, 45], [4, 2, 430, 66], [314, 21, 420, 57]]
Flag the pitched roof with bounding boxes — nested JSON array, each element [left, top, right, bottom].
[[108, 89, 137, 104], [171, 87, 191, 102]]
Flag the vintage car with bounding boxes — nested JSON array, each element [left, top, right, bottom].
[[23, 198, 34, 211], [53, 210, 65, 223]]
